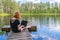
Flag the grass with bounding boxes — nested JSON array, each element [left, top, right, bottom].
[[0, 13, 11, 16], [0, 13, 60, 16], [21, 13, 59, 15]]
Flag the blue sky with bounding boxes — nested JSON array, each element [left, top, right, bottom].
[[15, 0, 60, 3]]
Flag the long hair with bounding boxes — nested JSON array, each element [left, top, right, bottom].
[[13, 12, 21, 19]]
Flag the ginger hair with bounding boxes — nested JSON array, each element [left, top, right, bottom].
[[14, 12, 21, 19]]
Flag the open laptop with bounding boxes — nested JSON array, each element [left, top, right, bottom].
[[21, 20, 28, 27]]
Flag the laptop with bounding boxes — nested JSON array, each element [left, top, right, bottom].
[[21, 20, 28, 27]]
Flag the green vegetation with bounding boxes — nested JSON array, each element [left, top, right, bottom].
[[0, 0, 60, 14], [19, 2, 59, 13], [0, 0, 19, 14], [21, 13, 59, 15], [0, 24, 5, 35], [0, 31, 6, 35], [0, 24, 3, 28], [0, 13, 11, 16], [0, 0, 60, 25]]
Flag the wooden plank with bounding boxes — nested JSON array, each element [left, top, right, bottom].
[[1, 25, 37, 40], [7, 29, 32, 40], [2, 25, 37, 32]]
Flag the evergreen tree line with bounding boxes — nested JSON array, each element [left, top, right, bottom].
[[19, 2, 59, 13], [0, 0, 60, 14]]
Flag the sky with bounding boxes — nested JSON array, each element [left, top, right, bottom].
[[15, 0, 60, 3]]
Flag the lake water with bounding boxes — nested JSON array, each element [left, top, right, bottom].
[[31, 16, 60, 40], [0, 16, 60, 40]]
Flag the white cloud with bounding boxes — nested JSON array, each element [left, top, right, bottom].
[[15, 0, 21, 1], [15, 0, 40, 3], [15, 0, 60, 3], [50, 0, 60, 3], [55, 0, 60, 2], [26, 0, 34, 2], [26, 0, 40, 3]]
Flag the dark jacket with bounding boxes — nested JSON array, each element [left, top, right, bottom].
[[10, 19, 21, 33]]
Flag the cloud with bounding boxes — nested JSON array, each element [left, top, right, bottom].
[[15, 0, 60, 3], [55, 0, 60, 3], [49, 0, 60, 3], [26, 0, 34, 2], [26, 0, 40, 3], [15, 0, 40, 3]]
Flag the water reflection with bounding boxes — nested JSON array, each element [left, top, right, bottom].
[[0, 16, 60, 40], [31, 16, 60, 40], [0, 34, 6, 40]]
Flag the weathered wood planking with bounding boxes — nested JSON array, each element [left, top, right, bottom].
[[2, 25, 37, 32], [7, 29, 32, 40]]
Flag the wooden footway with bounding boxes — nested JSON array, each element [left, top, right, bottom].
[[2, 25, 37, 32], [1, 25, 37, 40], [7, 29, 32, 40]]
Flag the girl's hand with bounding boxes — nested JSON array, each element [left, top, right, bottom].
[[21, 25, 24, 28], [18, 24, 21, 30], [18, 27, 21, 30]]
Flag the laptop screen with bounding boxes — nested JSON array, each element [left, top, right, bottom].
[[21, 20, 28, 27]]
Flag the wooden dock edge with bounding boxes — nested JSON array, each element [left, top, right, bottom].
[[1, 26, 37, 32]]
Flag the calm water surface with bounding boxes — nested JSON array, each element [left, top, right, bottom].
[[31, 16, 60, 40], [0, 16, 60, 40]]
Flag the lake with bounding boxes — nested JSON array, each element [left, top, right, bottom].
[[0, 16, 60, 40]]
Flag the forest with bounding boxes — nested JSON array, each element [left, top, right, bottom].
[[0, 0, 59, 14]]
